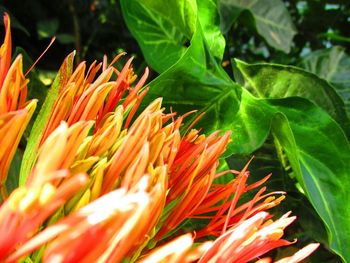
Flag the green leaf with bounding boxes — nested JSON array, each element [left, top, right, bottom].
[[320, 32, 350, 43], [121, 0, 225, 73], [270, 113, 301, 183], [4, 150, 22, 198], [19, 51, 75, 185], [56, 33, 75, 44], [37, 18, 59, 39], [229, 96, 350, 261], [219, 0, 296, 53], [121, 0, 193, 72], [197, 0, 225, 61], [269, 98, 350, 261], [299, 46, 350, 116], [235, 59, 350, 259], [235, 59, 350, 136]]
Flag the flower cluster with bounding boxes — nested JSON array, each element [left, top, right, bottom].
[[0, 13, 318, 263]]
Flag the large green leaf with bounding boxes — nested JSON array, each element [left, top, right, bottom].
[[19, 52, 75, 185], [269, 99, 350, 261], [236, 59, 350, 136], [299, 46, 350, 116], [231, 93, 350, 259], [121, 0, 225, 73], [120, 0, 190, 73], [196, 0, 225, 61], [219, 0, 296, 53], [235, 59, 350, 259]]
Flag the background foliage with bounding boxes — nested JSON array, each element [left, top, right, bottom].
[[1, 0, 350, 262]]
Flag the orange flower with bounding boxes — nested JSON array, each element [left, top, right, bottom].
[[138, 234, 212, 263], [7, 174, 166, 263], [0, 13, 37, 196], [26, 121, 94, 186], [275, 243, 320, 263], [191, 172, 285, 238], [199, 211, 295, 262], [0, 12, 11, 89], [138, 212, 319, 263], [0, 119, 92, 261], [0, 172, 87, 261], [39, 53, 149, 146], [155, 129, 232, 240]]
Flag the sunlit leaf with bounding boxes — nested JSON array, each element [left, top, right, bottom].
[[269, 100, 350, 262], [121, 0, 193, 72], [234, 58, 350, 260], [197, 0, 225, 61], [235, 59, 350, 136], [121, 0, 225, 72], [227, 138, 330, 248]]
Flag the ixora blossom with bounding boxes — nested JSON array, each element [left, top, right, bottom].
[[0, 13, 319, 262], [0, 13, 37, 197]]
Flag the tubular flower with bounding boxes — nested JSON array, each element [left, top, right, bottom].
[[0, 119, 90, 259], [7, 175, 168, 263], [39, 51, 149, 145], [26, 121, 94, 186], [139, 213, 320, 263], [0, 171, 87, 259], [0, 13, 37, 195], [0, 14, 319, 263], [137, 234, 213, 263]]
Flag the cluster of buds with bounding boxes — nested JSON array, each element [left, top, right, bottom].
[[0, 13, 318, 262]]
